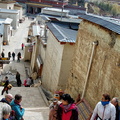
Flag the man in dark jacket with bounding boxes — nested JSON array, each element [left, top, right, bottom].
[[17, 52, 21, 62], [1, 51, 5, 58], [0, 93, 13, 104], [0, 94, 16, 120], [12, 52, 15, 61], [111, 97, 120, 120], [1, 76, 9, 95], [16, 72, 21, 87]]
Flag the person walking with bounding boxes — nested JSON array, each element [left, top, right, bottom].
[[8, 52, 11, 60], [1, 76, 9, 95], [12, 52, 15, 61], [57, 94, 78, 120], [10, 94, 25, 120], [16, 72, 22, 87], [111, 97, 120, 120], [17, 52, 21, 62], [21, 43, 24, 50], [90, 93, 116, 120], [1, 51, 5, 58]]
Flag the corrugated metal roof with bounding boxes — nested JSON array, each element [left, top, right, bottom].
[[0, 8, 18, 14], [41, 16, 51, 22], [38, 14, 81, 23], [46, 22, 78, 43], [79, 14, 120, 34]]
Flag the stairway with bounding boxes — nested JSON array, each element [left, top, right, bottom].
[[0, 87, 49, 120]]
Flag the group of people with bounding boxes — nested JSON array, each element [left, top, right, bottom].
[[8, 52, 21, 62], [1, 71, 34, 96], [89, 93, 120, 120], [0, 43, 24, 61], [49, 90, 79, 120], [0, 93, 25, 120], [1, 51, 21, 62], [49, 91, 120, 120], [16, 72, 33, 87]]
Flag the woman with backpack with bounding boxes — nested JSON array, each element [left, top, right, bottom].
[[57, 94, 78, 120]]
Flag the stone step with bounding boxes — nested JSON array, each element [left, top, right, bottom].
[[0, 87, 49, 120]]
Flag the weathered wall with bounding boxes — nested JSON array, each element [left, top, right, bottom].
[[66, 20, 120, 108], [30, 37, 38, 73], [41, 31, 64, 92], [58, 43, 75, 90], [39, 42, 46, 62]]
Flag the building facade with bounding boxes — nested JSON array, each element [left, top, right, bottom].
[[66, 14, 120, 108], [28, 13, 80, 93]]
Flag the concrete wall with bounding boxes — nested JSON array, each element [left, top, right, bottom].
[[0, 3, 14, 9], [14, 6, 23, 19], [41, 31, 64, 92], [3, 24, 11, 43], [30, 37, 39, 73], [0, 12, 19, 29], [39, 41, 46, 62], [66, 20, 120, 108], [58, 43, 75, 90]]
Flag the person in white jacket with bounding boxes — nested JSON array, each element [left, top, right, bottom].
[[90, 93, 116, 120]]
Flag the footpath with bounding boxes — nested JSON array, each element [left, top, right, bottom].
[[0, 17, 49, 120]]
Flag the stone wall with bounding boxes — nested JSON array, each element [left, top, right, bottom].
[[66, 20, 120, 108]]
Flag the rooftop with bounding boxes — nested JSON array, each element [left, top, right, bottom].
[[0, 8, 18, 14], [79, 14, 120, 34], [38, 14, 81, 24], [46, 21, 78, 43]]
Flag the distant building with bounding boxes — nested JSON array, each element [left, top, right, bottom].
[[0, 0, 23, 23], [3, 18, 13, 45], [0, 8, 19, 29]]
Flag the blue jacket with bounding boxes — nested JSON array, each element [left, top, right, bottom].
[[10, 100, 25, 120]]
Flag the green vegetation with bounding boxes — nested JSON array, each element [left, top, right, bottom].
[[69, 0, 85, 7], [93, 1, 120, 17]]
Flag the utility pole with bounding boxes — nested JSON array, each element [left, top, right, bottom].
[[61, 5, 64, 21]]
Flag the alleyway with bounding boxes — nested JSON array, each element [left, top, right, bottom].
[[0, 17, 49, 120]]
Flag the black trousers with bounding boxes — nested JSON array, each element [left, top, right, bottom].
[[1, 87, 8, 95]]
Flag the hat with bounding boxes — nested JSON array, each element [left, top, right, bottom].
[[53, 98, 58, 102]]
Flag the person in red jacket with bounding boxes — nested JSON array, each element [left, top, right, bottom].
[[57, 94, 78, 120], [21, 43, 24, 50]]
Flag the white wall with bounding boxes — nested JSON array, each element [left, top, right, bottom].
[[0, 12, 19, 29], [14, 6, 23, 19], [3, 24, 11, 43], [41, 31, 64, 92], [0, 3, 14, 9]]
